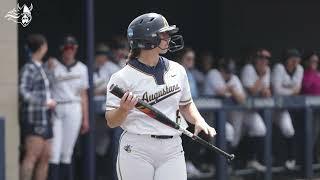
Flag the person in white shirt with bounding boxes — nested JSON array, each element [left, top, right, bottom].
[[105, 13, 216, 180], [241, 49, 271, 171], [47, 36, 89, 180], [94, 43, 120, 96], [205, 57, 267, 171], [271, 48, 303, 170], [93, 43, 122, 180]]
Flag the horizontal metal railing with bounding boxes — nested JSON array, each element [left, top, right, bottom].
[[95, 95, 320, 180]]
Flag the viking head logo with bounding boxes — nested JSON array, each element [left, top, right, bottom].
[[5, 3, 33, 27]]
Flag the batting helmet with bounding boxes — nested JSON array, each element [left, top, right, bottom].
[[127, 13, 184, 52]]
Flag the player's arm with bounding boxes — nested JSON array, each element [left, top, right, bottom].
[[80, 89, 89, 134], [105, 92, 138, 128], [241, 66, 262, 95], [229, 85, 246, 104], [229, 77, 247, 104], [179, 102, 216, 137], [246, 79, 263, 95]]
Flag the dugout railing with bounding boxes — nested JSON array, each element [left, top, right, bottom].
[[94, 96, 320, 180]]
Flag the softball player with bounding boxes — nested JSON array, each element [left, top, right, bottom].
[[94, 43, 120, 96], [271, 48, 303, 170], [105, 13, 216, 180], [203, 58, 242, 145], [241, 49, 270, 171], [204, 57, 267, 171], [47, 36, 89, 180]]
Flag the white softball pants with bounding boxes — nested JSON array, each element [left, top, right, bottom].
[[117, 131, 187, 180], [274, 110, 295, 138], [50, 102, 82, 164], [226, 111, 267, 147]]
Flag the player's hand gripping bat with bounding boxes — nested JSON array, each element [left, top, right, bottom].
[[109, 84, 235, 162]]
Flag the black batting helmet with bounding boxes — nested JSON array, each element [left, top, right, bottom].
[[127, 13, 184, 52]]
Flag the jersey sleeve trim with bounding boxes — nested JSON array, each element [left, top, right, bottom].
[[105, 105, 119, 110], [179, 98, 193, 105]]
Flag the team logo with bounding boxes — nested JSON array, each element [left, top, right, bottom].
[[5, 3, 33, 27], [124, 144, 132, 153], [127, 28, 133, 37]]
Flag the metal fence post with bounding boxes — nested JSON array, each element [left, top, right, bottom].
[[263, 109, 272, 180], [0, 117, 5, 180], [83, 0, 95, 179], [215, 110, 227, 180], [304, 107, 313, 178]]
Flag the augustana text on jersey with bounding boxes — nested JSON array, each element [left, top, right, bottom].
[[141, 84, 181, 103]]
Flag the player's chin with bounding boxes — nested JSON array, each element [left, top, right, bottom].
[[159, 48, 169, 54]]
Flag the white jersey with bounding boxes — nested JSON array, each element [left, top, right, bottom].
[[51, 60, 89, 102], [203, 69, 245, 96], [106, 57, 192, 136], [271, 63, 303, 95], [94, 61, 120, 92], [241, 64, 270, 91]]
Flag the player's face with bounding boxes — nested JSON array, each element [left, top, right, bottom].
[[286, 57, 301, 72], [182, 51, 195, 69], [308, 54, 319, 70], [255, 58, 269, 74], [95, 54, 108, 67], [221, 71, 231, 81], [62, 45, 78, 60], [39, 42, 48, 58], [158, 32, 171, 54]]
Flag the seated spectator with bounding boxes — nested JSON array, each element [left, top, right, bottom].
[[19, 34, 56, 180], [301, 51, 320, 163], [241, 48, 270, 171], [271, 48, 304, 170]]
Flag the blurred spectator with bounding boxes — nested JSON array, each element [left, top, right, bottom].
[[107, 36, 129, 180], [242, 48, 271, 96], [111, 36, 130, 67], [94, 43, 121, 180], [47, 36, 89, 180], [196, 51, 215, 95], [19, 34, 56, 180], [199, 51, 215, 74], [241, 48, 270, 171], [203, 58, 245, 154], [301, 51, 320, 163], [271, 48, 304, 170], [94, 43, 120, 96], [177, 47, 199, 98], [177, 48, 209, 178], [301, 51, 320, 95]]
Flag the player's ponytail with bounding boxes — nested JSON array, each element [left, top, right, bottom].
[[127, 49, 141, 62]]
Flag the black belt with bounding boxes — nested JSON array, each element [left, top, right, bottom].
[[57, 101, 79, 104], [151, 135, 173, 139]]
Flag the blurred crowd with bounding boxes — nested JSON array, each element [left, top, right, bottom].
[[18, 33, 320, 180]]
